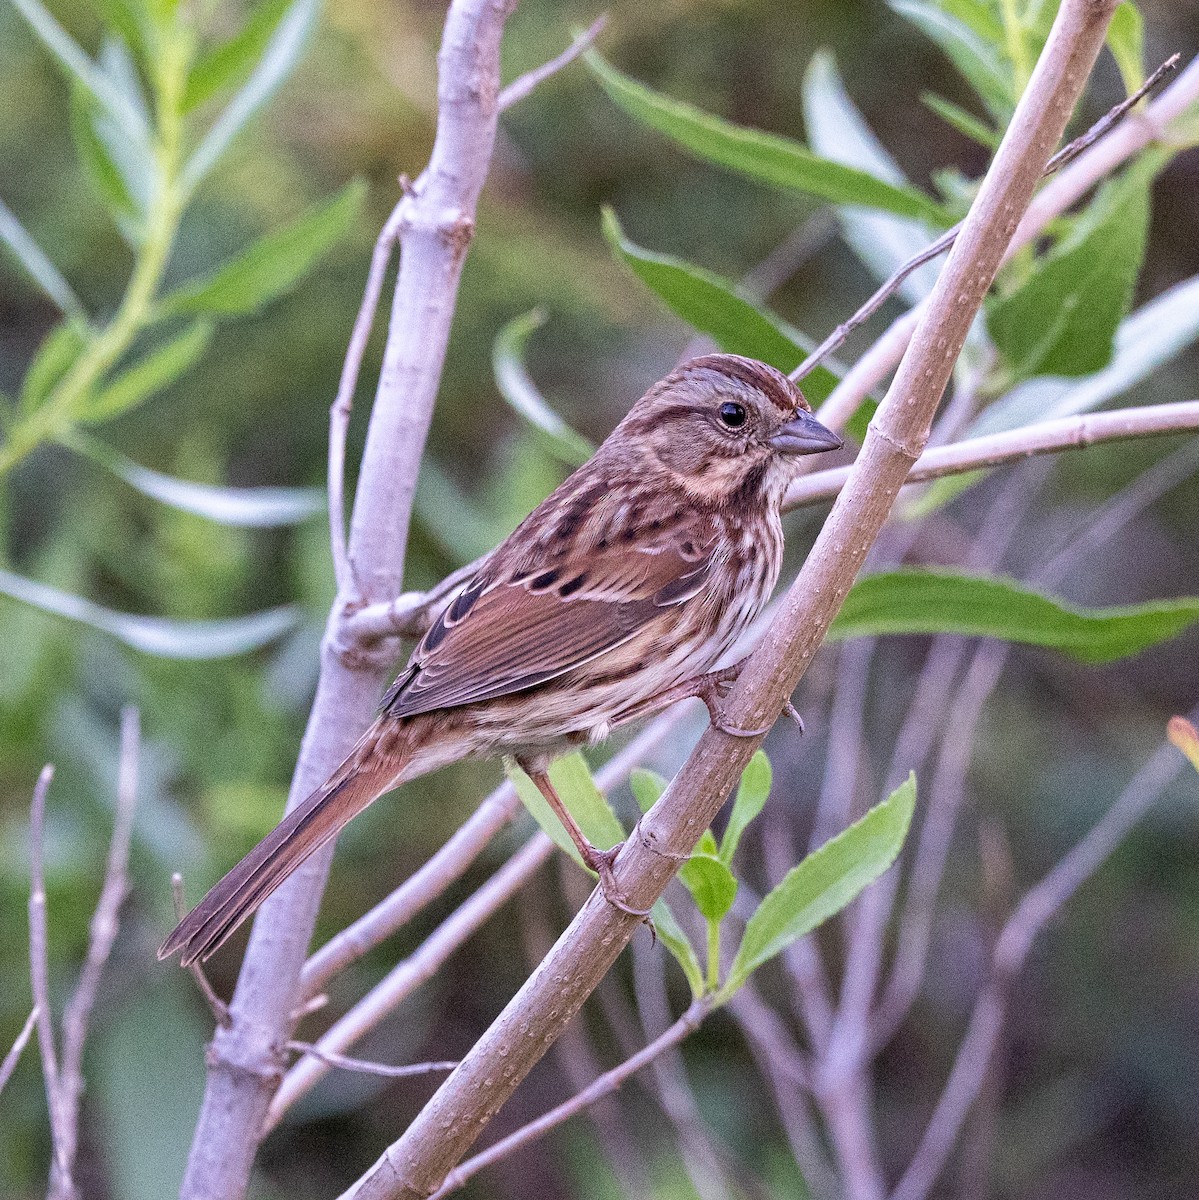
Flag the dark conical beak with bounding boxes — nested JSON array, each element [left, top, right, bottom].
[[770, 410, 843, 455]]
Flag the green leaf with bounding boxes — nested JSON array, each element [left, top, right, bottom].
[[678, 853, 738, 924], [630, 768, 667, 814], [0, 198, 86, 321], [20, 322, 88, 413], [987, 155, 1161, 380], [183, 0, 320, 191], [183, 0, 294, 111], [70, 84, 143, 239], [829, 568, 1199, 664], [803, 52, 941, 301], [889, 0, 1013, 121], [651, 898, 705, 999], [65, 432, 326, 526], [921, 93, 1000, 150], [83, 322, 213, 422], [585, 51, 950, 224], [10, 0, 149, 144], [976, 271, 1199, 437], [1106, 2, 1144, 95], [507, 752, 625, 870], [602, 209, 840, 405], [0, 569, 300, 658], [492, 310, 595, 467], [720, 750, 771, 866], [723, 775, 916, 996], [160, 181, 364, 317]]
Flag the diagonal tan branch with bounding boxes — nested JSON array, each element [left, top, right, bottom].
[[340, 4, 1120, 1197], [0, 1006, 40, 1098]]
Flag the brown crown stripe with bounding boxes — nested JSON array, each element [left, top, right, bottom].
[[681, 354, 803, 414]]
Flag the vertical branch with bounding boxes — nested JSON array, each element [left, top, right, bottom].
[[179, 4, 518, 1198], [342, 5, 1119, 1197]]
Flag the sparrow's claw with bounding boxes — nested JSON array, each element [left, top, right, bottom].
[[782, 700, 806, 735], [582, 843, 653, 918]]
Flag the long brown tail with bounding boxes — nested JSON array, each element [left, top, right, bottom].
[[159, 722, 408, 966]]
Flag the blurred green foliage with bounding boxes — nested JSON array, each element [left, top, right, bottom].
[[2, 1, 1199, 1198]]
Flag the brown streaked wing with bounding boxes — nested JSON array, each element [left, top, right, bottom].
[[383, 525, 716, 719]]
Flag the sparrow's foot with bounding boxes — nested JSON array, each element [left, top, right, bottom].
[[581, 842, 652, 918], [695, 669, 806, 738]]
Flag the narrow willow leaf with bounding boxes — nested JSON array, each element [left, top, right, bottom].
[[507, 752, 625, 869], [66, 432, 325, 527], [586, 51, 950, 224], [719, 750, 772, 866], [160, 181, 364, 317], [0, 199, 86, 321], [10, 0, 149, 144], [183, 0, 293, 111], [1106, 2, 1144, 94], [70, 85, 144, 239], [630, 768, 666, 814], [492, 310, 595, 468], [723, 776, 916, 996], [921, 93, 1000, 149], [83, 322, 213, 422], [652, 899, 705, 999], [889, 0, 1013, 120], [1167, 717, 1199, 774], [0, 569, 299, 658], [829, 569, 1199, 664], [183, 0, 320, 191], [20, 322, 88, 413], [804, 52, 940, 302], [602, 209, 840, 404], [679, 854, 738, 924], [987, 154, 1161, 380]]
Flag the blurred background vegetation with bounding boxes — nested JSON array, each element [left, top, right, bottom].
[[2, 0, 1198, 1197]]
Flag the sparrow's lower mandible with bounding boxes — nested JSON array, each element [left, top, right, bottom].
[[160, 353, 842, 965]]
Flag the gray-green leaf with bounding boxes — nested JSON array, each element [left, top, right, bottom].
[[0, 569, 300, 658], [651, 898, 705, 999], [492, 310, 595, 467], [83, 322, 214, 422], [183, 0, 294, 112], [723, 775, 915, 996], [630, 768, 667, 814], [829, 568, 1199, 664], [586, 51, 950, 225], [160, 181, 364, 318], [0, 198, 86, 321]]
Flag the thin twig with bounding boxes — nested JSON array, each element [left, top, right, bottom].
[[496, 14, 608, 111], [172, 874, 232, 1029], [0, 1006, 40, 1098], [28, 764, 74, 1199], [58, 707, 140, 1166], [429, 999, 713, 1199], [792, 53, 1180, 385], [284, 1042, 457, 1080]]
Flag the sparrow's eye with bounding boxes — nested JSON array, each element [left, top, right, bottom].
[[718, 401, 747, 429]]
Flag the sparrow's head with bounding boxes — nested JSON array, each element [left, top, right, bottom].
[[613, 354, 843, 506]]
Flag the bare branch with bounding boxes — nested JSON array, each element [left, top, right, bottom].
[[0, 1007, 40, 1099], [429, 999, 712, 1199], [58, 708, 140, 1159], [180, 3, 521, 1196], [497, 14, 608, 111], [341, 7, 1119, 1197], [784, 401, 1199, 508], [284, 1042, 457, 1080]]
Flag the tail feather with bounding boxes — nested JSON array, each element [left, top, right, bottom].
[[159, 727, 406, 965]]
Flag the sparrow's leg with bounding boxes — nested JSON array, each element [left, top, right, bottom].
[[516, 756, 650, 918], [616, 661, 806, 738]]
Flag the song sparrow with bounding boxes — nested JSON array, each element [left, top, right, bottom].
[[161, 353, 841, 964]]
